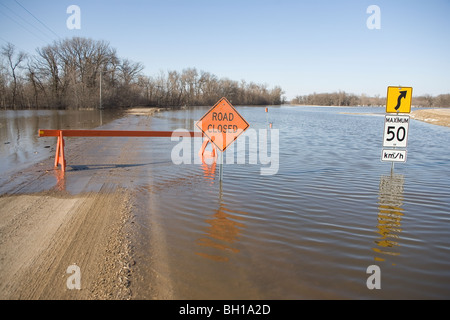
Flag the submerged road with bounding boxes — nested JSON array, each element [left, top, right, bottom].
[[0, 110, 174, 299], [2, 106, 450, 300]]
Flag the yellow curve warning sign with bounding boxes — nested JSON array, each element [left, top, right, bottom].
[[386, 86, 413, 114]]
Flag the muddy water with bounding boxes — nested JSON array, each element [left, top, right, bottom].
[[1, 106, 450, 299], [130, 106, 450, 299], [0, 109, 123, 176]]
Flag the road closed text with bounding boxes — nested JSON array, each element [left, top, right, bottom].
[[207, 112, 238, 133], [207, 124, 238, 133]]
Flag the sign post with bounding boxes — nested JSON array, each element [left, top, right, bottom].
[[219, 151, 224, 181], [381, 86, 412, 172], [196, 97, 249, 182]]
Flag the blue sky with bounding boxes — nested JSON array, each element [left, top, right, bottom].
[[1, 0, 449, 100]]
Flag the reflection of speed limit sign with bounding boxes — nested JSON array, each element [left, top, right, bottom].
[[383, 115, 409, 148]]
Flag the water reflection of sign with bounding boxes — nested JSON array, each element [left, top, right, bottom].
[[374, 174, 405, 262], [195, 203, 248, 262], [196, 97, 249, 152], [386, 86, 412, 114], [201, 156, 216, 184], [382, 115, 409, 148]]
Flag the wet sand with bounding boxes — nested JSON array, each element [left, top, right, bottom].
[[0, 184, 133, 299], [0, 111, 167, 300], [410, 108, 450, 127]]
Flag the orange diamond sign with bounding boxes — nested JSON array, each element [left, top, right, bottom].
[[196, 97, 249, 152]]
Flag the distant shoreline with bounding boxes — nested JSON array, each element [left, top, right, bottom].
[[410, 109, 450, 128], [125, 107, 163, 115]]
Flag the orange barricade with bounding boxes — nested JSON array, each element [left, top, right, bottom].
[[39, 129, 206, 172], [198, 137, 217, 159], [54, 130, 66, 170]]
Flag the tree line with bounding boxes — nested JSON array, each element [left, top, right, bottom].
[[411, 94, 450, 108], [0, 37, 284, 109], [291, 91, 450, 108]]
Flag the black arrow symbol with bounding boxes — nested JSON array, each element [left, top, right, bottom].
[[395, 90, 407, 111]]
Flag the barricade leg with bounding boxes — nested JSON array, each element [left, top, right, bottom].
[[54, 130, 66, 172], [199, 138, 217, 161]]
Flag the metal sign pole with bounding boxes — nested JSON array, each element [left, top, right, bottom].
[[391, 151, 395, 174], [391, 109, 399, 174], [219, 151, 224, 182]]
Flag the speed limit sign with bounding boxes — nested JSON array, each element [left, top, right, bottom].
[[383, 115, 410, 148]]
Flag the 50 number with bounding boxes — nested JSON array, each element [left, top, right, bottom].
[[386, 126, 406, 142]]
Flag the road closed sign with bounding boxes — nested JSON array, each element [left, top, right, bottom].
[[382, 115, 410, 148], [196, 97, 249, 152]]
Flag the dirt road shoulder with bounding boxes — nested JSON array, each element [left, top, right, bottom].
[[0, 183, 134, 299], [410, 108, 450, 127]]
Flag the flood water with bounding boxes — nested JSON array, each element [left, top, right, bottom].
[[1, 106, 450, 299], [134, 105, 450, 299], [0, 109, 123, 175]]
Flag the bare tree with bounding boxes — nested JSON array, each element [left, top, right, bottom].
[[1, 43, 27, 108], [0, 57, 8, 108], [2, 37, 285, 109], [35, 44, 62, 107], [118, 58, 143, 86]]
